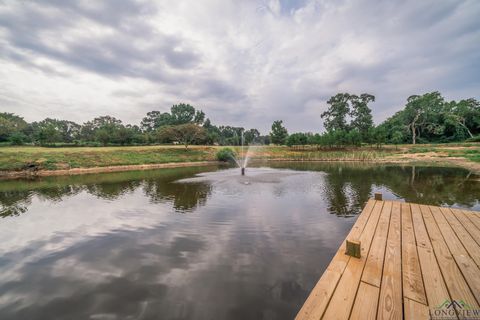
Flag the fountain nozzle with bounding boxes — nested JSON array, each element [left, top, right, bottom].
[[241, 167, 245, 175]]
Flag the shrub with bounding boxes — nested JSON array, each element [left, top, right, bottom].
[[216, 147, 236, 162], [9, 132, 27, 145]]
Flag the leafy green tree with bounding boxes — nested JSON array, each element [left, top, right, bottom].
[[8, 132, 27, 145], [286, 132, 308, 147], [403, 92, 445, 144], [95, 129, 111, 146], [391, 131, 403, 149], [321, 93, 351, 132], [350, 94, 374, 140], [141, 111, 172, 131], [37, 124, 62, 145], [443, 98, 480, 139], [171, 103, 205, 125], [270, 120, 288, 145], [0, 113, 28, 142], [244, 128, 260, 144], [156, 123, 206, 149]]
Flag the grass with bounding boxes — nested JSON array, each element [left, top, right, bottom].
[[0, 145, 217, 171], [0, 143, 478, 172]]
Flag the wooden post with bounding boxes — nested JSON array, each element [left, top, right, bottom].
[[346, 239, 361, 258], [374, 192, 383, 200]]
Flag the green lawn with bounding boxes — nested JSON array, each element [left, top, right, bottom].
[[0, 143, 478, 172], [0, 145, 217, 171]]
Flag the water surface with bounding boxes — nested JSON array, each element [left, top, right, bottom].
[[0, 163, 478, 320]]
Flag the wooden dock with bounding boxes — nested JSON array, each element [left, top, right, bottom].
[[296, 199, 480, 320]]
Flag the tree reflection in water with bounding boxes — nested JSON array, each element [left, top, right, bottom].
[[1, 163, 479, 218]]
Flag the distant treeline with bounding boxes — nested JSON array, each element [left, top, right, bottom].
[[0, 103, 266, 147], [1, 91, 479, 147], [273, 91, 480, 147]]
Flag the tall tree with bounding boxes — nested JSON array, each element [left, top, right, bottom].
[[270, 120, 288, 145], [443, 98, 480, 139], [141, 111, 172, 131], [321, 93, 351, 132], [170, 104, 205, 125], [350, 94, 374, 139], [403, 92, 445, 144]]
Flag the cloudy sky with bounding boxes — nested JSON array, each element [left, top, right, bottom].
[[0, 0, 479, 133]]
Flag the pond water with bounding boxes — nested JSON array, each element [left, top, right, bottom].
[[0, 163, 479, 320]]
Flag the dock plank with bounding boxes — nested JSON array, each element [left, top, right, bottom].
[[349, 282, 379, 320], [462, 210, 480, 230], [421, 205, 479, 310], [377, 201, 403, 320], [439, 207, 480, 268], [296, 200, 480, 320], [401, 203, 427, 305], [362, 201, 392, 287], [404, 298, 430, 320], [321, 201, 383, 320], [411, 204, 431, 249], [450, 208, 480, 247], [295, 199, 376, 320]]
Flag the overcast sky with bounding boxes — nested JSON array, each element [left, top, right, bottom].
[[0, 0, 479, 133]]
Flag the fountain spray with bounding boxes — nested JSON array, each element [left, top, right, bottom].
[[241, 130, 245, 175]]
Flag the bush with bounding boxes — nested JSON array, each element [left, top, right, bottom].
[[9, 132, 27, 145], [216, 147, 236, 162]]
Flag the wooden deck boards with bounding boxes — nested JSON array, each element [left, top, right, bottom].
[[296, 199, 480, 320]]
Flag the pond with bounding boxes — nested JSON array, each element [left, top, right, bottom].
[[0, 163, 479, 320]]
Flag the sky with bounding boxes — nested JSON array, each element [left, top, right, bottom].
[[0, 0, 479, 133]]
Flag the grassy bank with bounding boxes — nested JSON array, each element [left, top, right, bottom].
[[0, 143, 479, 175], [0, 146, 217, 171]]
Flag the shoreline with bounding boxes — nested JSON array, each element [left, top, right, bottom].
[[1, 156, 479, 180]]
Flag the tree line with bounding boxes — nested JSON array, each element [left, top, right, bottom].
[[0, 103, 266, 148], [1, 91, 479, 148], [270, 91, 480, 147]]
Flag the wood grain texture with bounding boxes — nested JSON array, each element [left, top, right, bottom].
[[350, 282, 379, 320], [421, 205, 479, 310], [377, 201, 403, 320], [296, 200, 480, 320], [362, 201, 392, 287], [321, 201, 383, 320], [404, 298, 430, 320], [401, 203, 427, 304]]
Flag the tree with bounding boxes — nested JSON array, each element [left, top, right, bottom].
[[8, 132, 27, 145], [350, 94, 374, 140], [170, 103, 205, 125], [391, 131, 403, 149], [403, 92, 445, 144], [270, 120, 288, 145], [443, 98, 480, 139], [286, 132, 308, 147], [0, 113, 28, 141], [244, 128, 260, 144], [37, 124, 62, 145], [141, 111, 172, 131], [321, 93, 351, 132], [156, 124, 206, 149]]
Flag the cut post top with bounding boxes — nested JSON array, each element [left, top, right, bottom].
[[345, 239, 361, 258]]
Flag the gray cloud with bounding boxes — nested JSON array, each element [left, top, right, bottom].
[[0, 0, 479, 133]]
